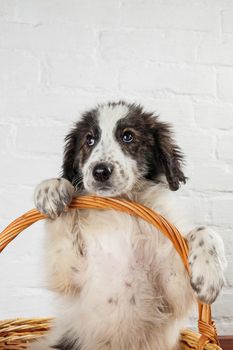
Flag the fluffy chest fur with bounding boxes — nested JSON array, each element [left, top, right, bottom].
[[45, 185, 193, 348]]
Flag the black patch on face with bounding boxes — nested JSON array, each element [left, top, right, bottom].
[[115, 103, 186, 191], [51, 335, 81, 350], [61, 108, 100, 191], [115, 105, 155, 167]]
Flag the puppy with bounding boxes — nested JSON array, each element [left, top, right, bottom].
[[30, 102, 226, 350]]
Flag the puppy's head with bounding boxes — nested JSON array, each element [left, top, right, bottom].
[[62, 102, 186, 196]]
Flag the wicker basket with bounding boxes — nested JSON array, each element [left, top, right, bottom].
[[0, 196, 222, 350]]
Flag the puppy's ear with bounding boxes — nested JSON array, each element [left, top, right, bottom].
[[152, 121, 186, 191], [61, 126, 80, 183]]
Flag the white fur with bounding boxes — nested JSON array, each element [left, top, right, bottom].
[[83, 104, 139, 197]]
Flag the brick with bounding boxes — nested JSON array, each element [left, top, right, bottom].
[[0, 155, 61, 186], [142, 99, 195, 128], [218, 135, 233, 160], [0, 287, 55, 318], [225, 257, 233, 286], [0, 94, 83, 121], [222, 9, 233, 34], [0, 50, 39, 94], [100, 30, 199, 64], [0, 94, 123, 121], [211, 197, 233, 225], [49, 55, 118, 90], [0, 257, 44, 288], [0, 22, 94, 53], [220, 230, 233, 258], [13, 0, 121, 27], [16, 124, 65, 154], [217, 67, 233, 102], [213, 291, 233, 319], [194, 103, 233, 130], [0, 215, 46, 261], [120, 0, 219, 32], [0, 0, 17, 20], [120, 63, 216, 96], [0, 185, 36, 220], [0, 124, 12, 152], [190, 166, 233, 192], [176, 131, 215, 160], [197, 34, 233, 66], [177, 194, 210, 227], [215, 320, 233, 336]]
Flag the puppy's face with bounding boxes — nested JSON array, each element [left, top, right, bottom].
[[62, 102, 186, 196]]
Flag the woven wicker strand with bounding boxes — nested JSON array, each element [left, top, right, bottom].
[[0, 196, 221, 350], [0, 318, 52, 349]]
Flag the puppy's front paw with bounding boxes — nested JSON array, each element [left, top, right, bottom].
[[188, 227, 227, 304], [34, 178, 74, 219]]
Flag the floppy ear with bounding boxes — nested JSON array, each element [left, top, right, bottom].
[[152, 121, 186, 191], [61, 126, 81, 185]]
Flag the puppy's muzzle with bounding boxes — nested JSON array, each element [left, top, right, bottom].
[[92, 163, 113, 183]]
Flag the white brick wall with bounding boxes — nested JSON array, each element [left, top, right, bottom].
[[0, 0, 233, 335]]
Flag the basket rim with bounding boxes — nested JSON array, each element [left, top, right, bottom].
[[0, 195, 220, 349]]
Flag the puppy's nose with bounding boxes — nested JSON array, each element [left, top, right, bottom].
[[93, 163, 113, 182]]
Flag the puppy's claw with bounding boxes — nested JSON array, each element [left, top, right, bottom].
[[34, 178, 75, 219]]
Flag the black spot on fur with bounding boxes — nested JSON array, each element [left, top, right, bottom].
[[188, 260, 193, 267], [51, 335, 81, 350], [208, 285, 216, 294], [199, 239, 204, 247], [108, 297, 118, 305], [191, 275, 204, 293], [205, 285, 219, 303], [42, 198, 46, 211], [196, 275, 204, 285], [197, 226, 206, 231], [189, 233, 195, 242], [130, 295, 136, 305], [208, 246, 217, 256]]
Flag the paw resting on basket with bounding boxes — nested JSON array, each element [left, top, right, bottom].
[[34, 178, 75, 219], [187, 226, 227, 304]]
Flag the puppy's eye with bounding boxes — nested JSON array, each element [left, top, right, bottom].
[[122, 131, 134, 143], [86, 134, 95, 147]]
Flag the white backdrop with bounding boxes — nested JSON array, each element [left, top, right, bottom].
[[0, 0, 233, 334]]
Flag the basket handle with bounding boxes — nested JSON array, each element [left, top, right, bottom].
[[0, 195, 219, 349]]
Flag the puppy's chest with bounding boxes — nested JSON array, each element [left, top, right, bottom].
[[76, 210, 169, 289]]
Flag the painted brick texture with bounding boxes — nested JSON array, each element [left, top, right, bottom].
[[0, 0, 232, 335]]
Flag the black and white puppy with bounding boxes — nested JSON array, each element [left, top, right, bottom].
[[30, 102, 226, 350]]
